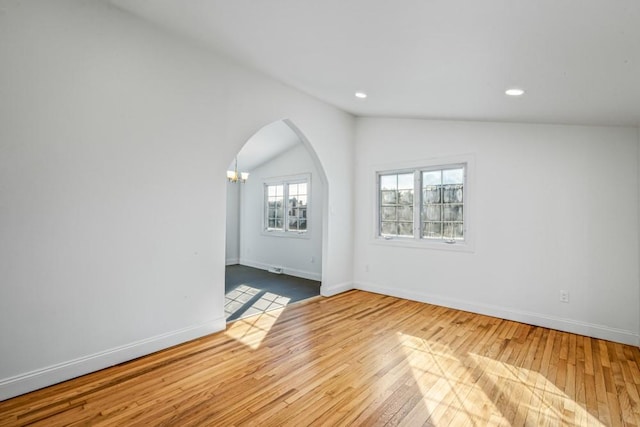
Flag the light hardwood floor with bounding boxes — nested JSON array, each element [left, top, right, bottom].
[[1, 290, 640, 426]]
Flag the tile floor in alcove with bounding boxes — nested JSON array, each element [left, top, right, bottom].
[[224, 264, 320, 321]]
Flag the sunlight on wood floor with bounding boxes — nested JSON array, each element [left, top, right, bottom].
[[225, 304, 287, 349], [398, 332, 605, 426]]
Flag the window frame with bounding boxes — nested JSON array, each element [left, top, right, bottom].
[[373, 155, 475, 252], [262, 173, 311, 239]]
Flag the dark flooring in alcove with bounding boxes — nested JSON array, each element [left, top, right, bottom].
[[224, 264, 321, 321]]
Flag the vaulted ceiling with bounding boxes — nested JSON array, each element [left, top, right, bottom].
[[112, 0, 640, 128]]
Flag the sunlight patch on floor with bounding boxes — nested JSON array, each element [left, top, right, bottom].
[[397, 332, 604, 426], [225, 285, 292, 319], [225, 293, 290, 349], [469, 353, 604, 426], [397, 332, 506, 425]]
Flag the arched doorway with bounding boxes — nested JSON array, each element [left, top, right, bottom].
[[224, 120, 328, 321]]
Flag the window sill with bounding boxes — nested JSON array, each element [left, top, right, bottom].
[[371, 236, 474, 253], [262, 230, 311, 240]]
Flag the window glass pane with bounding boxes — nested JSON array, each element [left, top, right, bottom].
[[298, 220, 307, 230], [423, 171, 441, 186], [443, 222, 464, 239], [379, 172, 414, 238], [398, 206, 413, 221], [454, 223, 464, 239], [443, 185, 463, 203], [275, 219, 283, 229], [266, 184, 284, 230], [441, 185, 463, 203], [286, 179, 309, 232], [398, 222, 413, 236], [380, 175, 397, 190], [422, 222, 442, 239], [419, 166, 464, 241], [443, 205, 463, 221], [423, 205, 441, 221], [381, 190, 397, 205], [397, 173, 414, 190], [443, 168, 464, 184], [268, 184, 284, 197], [398, 190, 413, 205], [381, 222, 397, 235], [381, 207, 396, 221], [423, 187, 440, 203]]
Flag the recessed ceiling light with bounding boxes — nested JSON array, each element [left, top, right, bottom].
[[355, 92, 367, 99], [505, 88, 525, 96]]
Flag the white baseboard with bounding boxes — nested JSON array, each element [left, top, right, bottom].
[[321, 281, 354, 297], [354, 281, 640, 347], [225, 258, 239, 266], [284, 267, 321, 281], [239, 259, 321, 281], [0, 317, 226, 402]]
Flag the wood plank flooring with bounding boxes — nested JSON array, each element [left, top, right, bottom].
[[2, 290, 640, 426]]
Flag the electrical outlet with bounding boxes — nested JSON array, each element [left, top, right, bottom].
[[365, 264, 370, 272], [560, 290, 569, 303]]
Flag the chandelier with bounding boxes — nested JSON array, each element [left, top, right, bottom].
[[227, 157, 249, 183]]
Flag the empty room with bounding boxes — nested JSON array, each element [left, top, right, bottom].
[[1, 1, 640, 425]]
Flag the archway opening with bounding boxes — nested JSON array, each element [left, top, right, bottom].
[[224, 120, 328, 322]]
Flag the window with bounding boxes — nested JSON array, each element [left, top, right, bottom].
[[378, 164, 466, 243], [379, 173, 414, 237], [287, 182, 308, 232], [264, 176, 309, 235], [266, 184, 284, 230], [422, 168, 464, 240]]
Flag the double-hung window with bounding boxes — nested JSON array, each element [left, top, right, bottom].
[[264, 175, 309, 235], [378, 164, 466, 243]]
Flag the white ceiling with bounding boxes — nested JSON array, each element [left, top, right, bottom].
[[112, 0, 640, 127]]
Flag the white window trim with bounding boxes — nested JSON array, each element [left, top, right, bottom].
[[372, 154, 475, 253], [262, 173, 311, 239]]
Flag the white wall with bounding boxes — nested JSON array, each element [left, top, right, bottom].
[[225, 182, 240, 265], [354, 118, 640, 345], [0, 0, 354, 400], [240, 144, 323, 280]]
